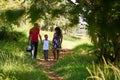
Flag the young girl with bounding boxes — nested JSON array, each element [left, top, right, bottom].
[[52, 27, 63, 60]]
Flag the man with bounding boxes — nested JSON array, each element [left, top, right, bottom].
[[28, 23, 42, 59]]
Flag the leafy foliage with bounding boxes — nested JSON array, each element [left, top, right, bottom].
[[82, 0, 120, 62], [5, 9, 25, 23], [0, 30, 26, 41]]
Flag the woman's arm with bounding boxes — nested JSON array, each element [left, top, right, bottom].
[[60, 34, 63, 44], [52, 33, 55, 43]]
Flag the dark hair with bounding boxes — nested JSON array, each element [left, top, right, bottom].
[[44, 34, 48, 37], [55, 27, 62, 36], [34, 23, 40, 28]]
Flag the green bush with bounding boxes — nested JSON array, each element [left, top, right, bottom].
[[0, 31, 26, 41]]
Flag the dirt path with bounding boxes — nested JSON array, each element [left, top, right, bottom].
[[37, 49, 72, 80]]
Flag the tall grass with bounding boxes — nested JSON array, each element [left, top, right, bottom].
[[86, 58, 120, 80], [52, 43, 120, 80], [0, 41, 49, 80]]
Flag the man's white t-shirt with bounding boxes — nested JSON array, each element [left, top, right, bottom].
[[43, 40, 50, 50]]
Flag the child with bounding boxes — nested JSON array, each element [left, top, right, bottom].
[[52, 27, 63, 60], [43, 34, 50, 61]]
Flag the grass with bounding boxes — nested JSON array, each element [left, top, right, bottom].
[[52, 43, 120, 80], [0, 28, 89, 80], [1, 28, 119, 80], [0, 41, 49, 80], [52, 43, 95, 80]]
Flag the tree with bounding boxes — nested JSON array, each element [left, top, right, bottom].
[[79, 0, 120, 62], [63, 0, 120, 62]]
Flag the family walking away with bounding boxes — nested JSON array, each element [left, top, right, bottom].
[[27, 23, 63, 61], [28, 23, 42, 59]]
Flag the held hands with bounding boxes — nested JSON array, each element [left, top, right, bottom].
[[40, 41, 43, 45]]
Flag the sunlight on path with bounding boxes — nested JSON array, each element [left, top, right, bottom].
[[62, 36, 91, 49], [37, 49, 72, 80]]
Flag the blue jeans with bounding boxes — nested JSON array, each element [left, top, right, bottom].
[[30, 41, 38, 59], [43, 50, 48, 60]]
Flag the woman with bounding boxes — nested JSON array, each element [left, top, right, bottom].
[[52, 27, 63, 60], [28, 23, 42, 59]]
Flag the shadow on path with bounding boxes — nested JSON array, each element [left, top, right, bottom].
[[37, 49, 72, 80]]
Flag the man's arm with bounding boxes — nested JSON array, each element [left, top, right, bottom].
[[52, 33, 55, 46], [39, 34, 42, 44]]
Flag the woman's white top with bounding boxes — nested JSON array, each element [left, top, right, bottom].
[[43, 40, 50, 50]]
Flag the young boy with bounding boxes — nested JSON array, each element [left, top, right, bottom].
[[43, 34, 50, 61]]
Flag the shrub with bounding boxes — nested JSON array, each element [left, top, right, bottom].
[[0, 31, 26, 41]]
